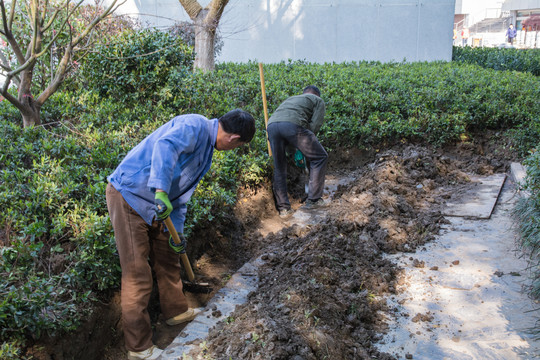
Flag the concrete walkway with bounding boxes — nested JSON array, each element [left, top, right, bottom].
[[375, 169, 540, 359], [158, 259, 262, 359]]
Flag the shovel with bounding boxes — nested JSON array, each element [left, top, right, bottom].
[[163, 217, 213, 294]]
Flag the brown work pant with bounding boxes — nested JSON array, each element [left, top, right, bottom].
[[106, 183, 188, 352]]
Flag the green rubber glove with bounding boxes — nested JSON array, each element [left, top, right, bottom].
[[294, 149, 306, 168], [154, 191, 172, 220], [169, 233, 187, 254]]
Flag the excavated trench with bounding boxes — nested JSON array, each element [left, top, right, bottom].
[[26, 140, 538, 360]]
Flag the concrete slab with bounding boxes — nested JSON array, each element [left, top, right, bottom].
[[443, 173, 506, 219], [376, 180, 540, 360], [157, 169, 538, 360], [157, 259, 262, 360], [510, 162, 530, 198]]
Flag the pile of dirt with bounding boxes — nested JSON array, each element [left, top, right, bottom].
[[189, 143, 506, 360], [202, 222, 398, 359]]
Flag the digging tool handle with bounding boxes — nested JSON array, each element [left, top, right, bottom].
[[258, 62, 272, 157], [163, 217, 195, 282]]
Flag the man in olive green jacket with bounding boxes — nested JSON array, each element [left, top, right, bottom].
[[267, 85, 328, 217]]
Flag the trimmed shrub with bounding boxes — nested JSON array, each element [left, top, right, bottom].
[[0, 121, 121, 342], [76, 29, 194, 104], [186, 61, 539, 152], [453, 46, 540, 76]]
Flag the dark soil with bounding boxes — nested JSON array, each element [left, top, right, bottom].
[[188, 142, 509, 360], [27, 139, 515, 360]]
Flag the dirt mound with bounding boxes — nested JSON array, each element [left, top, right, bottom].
[[192, 143, 504, 360], [205, 222, 397, 360]]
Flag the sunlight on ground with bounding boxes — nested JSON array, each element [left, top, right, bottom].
[[376, 185, 540, 360]]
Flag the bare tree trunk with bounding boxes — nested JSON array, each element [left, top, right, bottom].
[[21, 104, 41, 127], [179, 0, 229, 72], [194, 9, 215, 72], [19, 59, 42, 126]]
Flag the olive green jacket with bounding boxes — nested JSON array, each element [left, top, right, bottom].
[[267, 93, 326, 134]]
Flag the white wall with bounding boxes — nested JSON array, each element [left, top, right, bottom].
[[110, 0, 191, 28], [112, 0, 456, 64]]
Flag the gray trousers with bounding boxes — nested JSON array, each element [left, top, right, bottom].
[[267, 122, 328, 211]]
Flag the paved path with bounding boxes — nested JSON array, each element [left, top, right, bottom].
[[375, 177, 540, 360]]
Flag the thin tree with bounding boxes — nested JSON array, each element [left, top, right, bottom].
[[178, 0, 228, 72], [0, 0, 124, 127]]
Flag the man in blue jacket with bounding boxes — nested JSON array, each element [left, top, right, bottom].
[[106, 109, 256, 360], [506, 24, 517, 45]]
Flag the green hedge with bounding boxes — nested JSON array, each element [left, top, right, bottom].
[[0, 119, 119, 343], [172, 60, 538, 153], [1, 47, 539, 351], [72, 28, 194, 103], [453, 46, 540, 76]]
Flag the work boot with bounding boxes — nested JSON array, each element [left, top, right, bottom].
[[279, 208, 294, 218], [127, 345, 162, 360], [166, 308, 201, 326], [302, 198, 326, 210]]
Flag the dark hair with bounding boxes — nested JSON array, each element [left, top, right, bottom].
[[218, 109, 256, 142], [303, 85, 321, 97]]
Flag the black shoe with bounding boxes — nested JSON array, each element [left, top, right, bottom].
[[302, 198, 326, 209], [279, 208, 294, 218]]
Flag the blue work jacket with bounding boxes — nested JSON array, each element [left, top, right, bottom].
[[108, 114, 218, 233]]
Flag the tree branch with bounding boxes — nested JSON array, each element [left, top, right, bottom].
[[36, 43, 71, 105], [7, 0, 16, 29], [41, 0, 49, 23], [8, 54, 37, 77], [178, 0, 202, 20], [42, 7, 62, 33], [0, 76, 24, 111], [0, 1, 24, 65], [34, 2, 78, 58], [30, 0, 39, 55], [0, 0, 8, 35], [206, 0, 229, 29], [0, 51, 19, 86], [35, 0, 122, 104]]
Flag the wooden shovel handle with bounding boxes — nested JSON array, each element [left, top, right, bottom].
[[259, 62, 272, 157], [163, 217, 195, 282]]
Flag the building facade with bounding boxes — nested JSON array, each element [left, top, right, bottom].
[[454, 0, 505, 28], [502, 0, 540, 28], [113, 0, 456, 64]]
